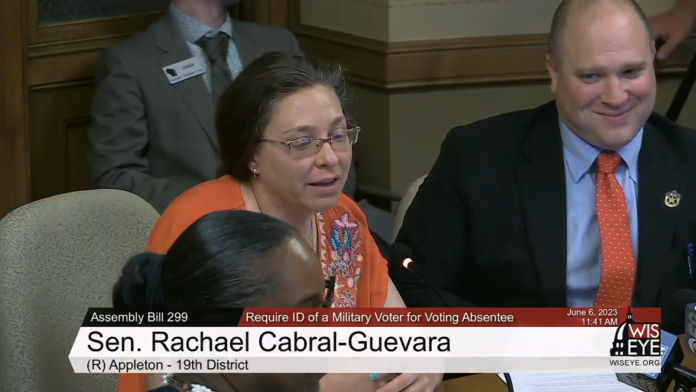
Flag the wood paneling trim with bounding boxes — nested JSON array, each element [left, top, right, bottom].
[[24, 14, 165, 87], [295, 25, 389, 86], [289, 0, 696, 89], [32, 15, 162, 44], [24, 4, 291, 87], [28, 84, 95, 200], [25, 2, 273, 45], [30, 80, 95, 92], [240, 0, 290, 28], [0, 0, 29, 217], [26, 36, 128, 86], [25, 0, 162, 45]]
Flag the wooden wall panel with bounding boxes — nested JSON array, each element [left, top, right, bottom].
[[25, 0, 164, 45], [27, 36, 123, 85], [66, 122, 91, 192], [0, 0, 29, 218], [28, 15, 162, 45], [28, 83, 94, 201], [0, 0, 290, 217], [243, 0, 290, 27]]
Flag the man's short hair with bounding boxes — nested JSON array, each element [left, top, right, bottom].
[[548, 0, 653, 63]]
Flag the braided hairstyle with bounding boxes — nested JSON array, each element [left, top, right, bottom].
[[112, 210, 302, 311]]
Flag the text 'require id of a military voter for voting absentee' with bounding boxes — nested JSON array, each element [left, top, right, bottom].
[[68, 307, 663, 374]]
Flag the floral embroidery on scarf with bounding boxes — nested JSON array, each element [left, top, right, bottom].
[[316, 211, 362, 308]]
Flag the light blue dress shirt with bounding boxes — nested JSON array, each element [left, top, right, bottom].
[[170, 4, 243, 90], [561, 120, 642, 307]]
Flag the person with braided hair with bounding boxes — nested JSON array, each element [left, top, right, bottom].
[[113, 209, 327, 392]]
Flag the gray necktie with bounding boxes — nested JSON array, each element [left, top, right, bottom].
[[196, 32, 233, 105]]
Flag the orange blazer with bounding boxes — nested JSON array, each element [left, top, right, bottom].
[[117, 176, 389, 392]]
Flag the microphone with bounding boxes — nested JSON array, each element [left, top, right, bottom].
[[389, 243, 451, 307], [616, 290, 696, 391], [616, 329, 685, 391], [388, 243, 515, 392], [672, 289, 696, 356]]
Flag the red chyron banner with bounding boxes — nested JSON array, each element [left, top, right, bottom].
[[237, 308, 660, 328]]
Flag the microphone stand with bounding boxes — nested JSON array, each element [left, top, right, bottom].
[[402, 265, 515, 392], [672, 363, 696, 392], [503, 372, 514, 392], [403, 265, 451, 310]]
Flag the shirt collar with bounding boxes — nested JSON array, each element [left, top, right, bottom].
[[559, 118, 642, 184], [170, 4, 233, 44]]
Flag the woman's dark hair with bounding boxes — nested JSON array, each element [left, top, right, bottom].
[[215, 51, 350, 180], [112, 210, 302, 311]]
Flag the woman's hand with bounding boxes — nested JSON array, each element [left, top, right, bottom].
[[375, 373, 443, 392]]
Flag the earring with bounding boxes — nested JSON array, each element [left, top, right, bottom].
[[253, 168, 258, 177]]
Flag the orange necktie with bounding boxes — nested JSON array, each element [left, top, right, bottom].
[[594, 151, 636, 307]]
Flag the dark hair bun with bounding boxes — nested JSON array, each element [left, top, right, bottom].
[[112, 252, 165, 311]]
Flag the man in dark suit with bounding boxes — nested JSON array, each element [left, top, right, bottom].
[[392, 0, 696, 326]]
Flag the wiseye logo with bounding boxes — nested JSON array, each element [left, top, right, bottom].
[[610, 308, 661, 357]]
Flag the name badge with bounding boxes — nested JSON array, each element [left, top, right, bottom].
[[162, 57, 205, 84]]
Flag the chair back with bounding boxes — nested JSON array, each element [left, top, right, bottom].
[[393, 175, 427, 239], [0, 190, 160, 392]]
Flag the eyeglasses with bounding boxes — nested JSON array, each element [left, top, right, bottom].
[[323, 276, 336, 308], [260, 127, 360, 159]]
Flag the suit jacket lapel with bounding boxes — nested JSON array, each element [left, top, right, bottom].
[[515, 103, 568, 306], [636, 122, 684, 306], [155, 12, 218, 149]]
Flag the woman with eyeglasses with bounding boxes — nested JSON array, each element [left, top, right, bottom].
[[118, 52, 442, 392], [114, 209, 327, 392]]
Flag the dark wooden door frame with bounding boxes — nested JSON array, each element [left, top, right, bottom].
[[0, 0, 29, 218]]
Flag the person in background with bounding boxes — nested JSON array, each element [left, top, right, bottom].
[[118, 51, 443, 392], [87, 0, 302, 214], [392, 0, 696, 329], [113, 209, 327, 392], [648, 0, 696, 60], [87, 0, 391, 257]]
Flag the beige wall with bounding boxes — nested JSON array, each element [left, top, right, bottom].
[[301, 0, 389, 40], [352, 79, 696, 194], [299, 0, 695, 197], [302, 0, 678, 41]]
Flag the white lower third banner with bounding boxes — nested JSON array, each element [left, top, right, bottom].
[[68, 327, 662, 374]]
